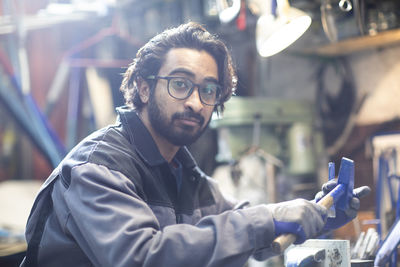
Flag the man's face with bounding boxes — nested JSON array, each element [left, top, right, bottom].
[[144, 48, 218, 146]]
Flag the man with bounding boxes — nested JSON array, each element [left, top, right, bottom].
[[21, 22, 369, 267]]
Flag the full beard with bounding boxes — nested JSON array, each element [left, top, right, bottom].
[[147, 95, 211, 146]]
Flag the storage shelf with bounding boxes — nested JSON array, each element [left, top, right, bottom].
[[301, 28, 400, 57], [0, 13, 94, 35]]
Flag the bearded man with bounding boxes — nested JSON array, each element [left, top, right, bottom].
[[21, 22, 369, 267]]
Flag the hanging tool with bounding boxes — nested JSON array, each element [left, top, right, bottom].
[[320, 0, 339, 43], [339, 0, 352, 12], [216, 0, 241, 24], [271, 157, 355, 254]]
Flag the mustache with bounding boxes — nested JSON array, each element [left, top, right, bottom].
[[172, 110, 205, 125]]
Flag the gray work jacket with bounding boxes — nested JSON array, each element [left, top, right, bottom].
[[22, 107, 277, 267]]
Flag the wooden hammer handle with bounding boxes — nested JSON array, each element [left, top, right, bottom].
[[270, 194, 335, 254]]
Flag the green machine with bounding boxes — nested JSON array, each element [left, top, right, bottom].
[[211, 97, 324, 176]]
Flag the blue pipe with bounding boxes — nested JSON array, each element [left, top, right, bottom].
[[0, 76, 60, 167], [0, 45, 66, 165]]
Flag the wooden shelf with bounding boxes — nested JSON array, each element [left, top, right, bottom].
[[301, 28, 400, 57]]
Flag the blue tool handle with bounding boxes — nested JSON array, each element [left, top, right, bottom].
[[318, 183, 345, 207], [271, 184, 345, 254]]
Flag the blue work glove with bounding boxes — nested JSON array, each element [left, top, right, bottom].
[[268, 199, 328, 244], [314, 180, 371, 231]]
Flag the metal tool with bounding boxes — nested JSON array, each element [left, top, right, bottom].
[[272, 157, 355, 254], [321, 0, 339, 43], [357, 228, 376, 260], [352, 231, 365, 259], [339, 0, 352, 12], [285, 239, 351, 267], [216, 0, 241, 24], [364, 231, 379, 259], [286, 247, 325, 267]]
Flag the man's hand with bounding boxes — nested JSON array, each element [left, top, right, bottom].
[[314, 180, 371, 230], [267, 199, 327, 244]]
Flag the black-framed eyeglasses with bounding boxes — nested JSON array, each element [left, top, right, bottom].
[[147, 75, 222, 106]]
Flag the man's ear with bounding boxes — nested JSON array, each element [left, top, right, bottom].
[[137, 77, 150, 104]]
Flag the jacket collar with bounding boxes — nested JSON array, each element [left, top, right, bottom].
[[116, 106, 197, 169]]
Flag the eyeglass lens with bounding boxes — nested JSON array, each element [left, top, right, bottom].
[[169, 77, 220, 105]]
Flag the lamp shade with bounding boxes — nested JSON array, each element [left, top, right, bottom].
[[256, 0, 311, 57]]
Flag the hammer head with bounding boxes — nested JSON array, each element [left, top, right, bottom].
[[336, 157, 355, 210]]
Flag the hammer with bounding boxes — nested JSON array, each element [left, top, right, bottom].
[[271, 157, 355, 254]]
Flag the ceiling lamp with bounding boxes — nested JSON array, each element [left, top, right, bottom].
[[256, 0, 312, 57]]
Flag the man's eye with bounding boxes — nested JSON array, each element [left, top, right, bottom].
[[172, 79, 188, 90], [201, 84, 217, 95]]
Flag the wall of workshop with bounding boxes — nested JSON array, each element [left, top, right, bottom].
[[339, 45, 400, 210], [259, 43, 400, 211], [352, 46, 400, 126]]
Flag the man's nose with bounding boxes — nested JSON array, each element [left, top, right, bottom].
[[184, 87, 203, 113]]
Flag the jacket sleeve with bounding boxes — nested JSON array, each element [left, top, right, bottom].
[[61, 163, 277, 267]]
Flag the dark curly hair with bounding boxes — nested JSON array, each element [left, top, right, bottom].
[[120, 22, 237, 113]]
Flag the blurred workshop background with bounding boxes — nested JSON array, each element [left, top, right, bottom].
[[1, 0, 400, 266]]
